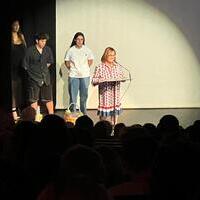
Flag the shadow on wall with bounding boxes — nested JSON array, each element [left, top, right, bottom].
[[58, 62, 69, 108]]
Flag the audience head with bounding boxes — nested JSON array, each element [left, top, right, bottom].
[[39, 114, 72, 154], [157, 114, 183, 144], [94, 120, 113, 139], [113, 123, 126, 138], [0, 107, 15, 131], [157, 114, 179, 131], [75, 115, 94, 130], [143, 122, 161, 141], [120, 126, 158, 173], [21, 106, 36, 122], [185, 120, 200, 143], [58, 144, 105, 185]]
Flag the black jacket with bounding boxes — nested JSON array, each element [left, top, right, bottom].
[[23, 45, 54, 86]]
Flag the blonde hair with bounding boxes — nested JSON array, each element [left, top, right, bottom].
[[101, 47, 116, 63]]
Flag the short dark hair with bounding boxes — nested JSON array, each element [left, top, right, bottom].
[[35, 33, 49, 41]]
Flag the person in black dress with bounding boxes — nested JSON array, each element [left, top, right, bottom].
[[11, 20, 26, 120]]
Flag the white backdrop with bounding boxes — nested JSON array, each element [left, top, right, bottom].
[[56, 0, 200, 109]]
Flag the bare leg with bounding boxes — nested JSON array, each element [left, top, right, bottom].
[[111, 115, 118, 127], [30, 102, 38, 111], [100, 116, 107, 121], [12, 108, 19, 120], [46, 100, 54, 114]]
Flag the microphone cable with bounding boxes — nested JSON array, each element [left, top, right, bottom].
[[115, 61, 132, 102]]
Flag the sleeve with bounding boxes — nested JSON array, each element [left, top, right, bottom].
[[64, 48, 71, 61], [92, 65, 105, 85], [48, 47, 54, 64]]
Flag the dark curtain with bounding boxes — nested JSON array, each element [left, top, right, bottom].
[[0, 0, 56, 111]]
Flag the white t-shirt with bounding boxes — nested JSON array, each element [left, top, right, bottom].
[[64, 45, 94, 78]]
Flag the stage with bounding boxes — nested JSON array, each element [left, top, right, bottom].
[[55, 108, 200, 129]]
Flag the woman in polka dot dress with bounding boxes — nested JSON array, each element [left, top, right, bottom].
[[92, 47, 125, 126]]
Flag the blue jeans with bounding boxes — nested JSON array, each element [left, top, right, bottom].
[[68, 77, 90, 114]]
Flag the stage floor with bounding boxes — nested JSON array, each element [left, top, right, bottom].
[[55, 108, 200, 128]]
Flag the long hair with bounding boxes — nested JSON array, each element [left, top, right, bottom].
[[70, 32, 85, 47], [101, 47, 116, 63], [11, 20, 26, 45]]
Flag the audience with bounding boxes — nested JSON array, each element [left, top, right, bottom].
[[37, 144, 112, 200], [1, 110, 200, 200], [109, 126, 158, 199]]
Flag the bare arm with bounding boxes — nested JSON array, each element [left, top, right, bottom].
[[65, 60, 75, 70], [88, 59, 93, 67], [65, 61, 71, 70], [21, 34, 27, 47]]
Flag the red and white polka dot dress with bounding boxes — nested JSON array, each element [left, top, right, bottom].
[[92, 63, 125, 116]]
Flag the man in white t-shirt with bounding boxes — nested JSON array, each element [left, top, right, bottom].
[[64, 32, 94, 114]]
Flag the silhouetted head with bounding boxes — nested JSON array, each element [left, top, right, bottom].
[[75, 115, 94, 130], [21, 106, 36, 122], [59, 144, 105, 185], [157, 114, 179, 131], [120, 126, 158, 173], [94, 120, 113, 139], [113, 123, 126, 138]]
